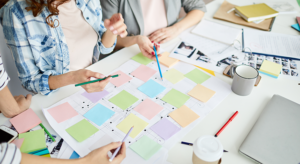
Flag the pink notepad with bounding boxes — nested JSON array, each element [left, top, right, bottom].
[[12, 138, 24, 148], [131, 65, 157, 82], [133, 99, 163, 120], [10, 108, 42, 133], [48, 102, 78, 123], [110, 70, 132, 87]]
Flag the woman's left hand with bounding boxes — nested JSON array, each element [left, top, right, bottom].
[[149, 26, 180, 44]]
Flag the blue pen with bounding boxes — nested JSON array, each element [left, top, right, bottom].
[[153, 45, 163, 81], [181, 141, 193, 146]]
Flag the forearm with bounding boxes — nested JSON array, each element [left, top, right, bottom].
[[173, 10, 204, 33], [0, 86, 21, 117], [115, 35, 140, 50], [102, 30, 117, 48], [48, 72, 75, 90], [21, 153, 86, 164]]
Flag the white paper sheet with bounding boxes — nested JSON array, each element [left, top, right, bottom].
[[43, 59, 232, 163]]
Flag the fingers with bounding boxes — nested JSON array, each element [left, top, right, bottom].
[[108, 13, 127, 37], [85, 70, 101, 79], [26, 94, 32, 101], [114, 142, 126, 163], [82, 76, 111, 93], [104, 19, 110, 28], [103, 142, 121, 152], [149, 30, 165, 42]]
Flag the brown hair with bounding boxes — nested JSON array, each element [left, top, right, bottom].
[[0, 0, 9, 9]]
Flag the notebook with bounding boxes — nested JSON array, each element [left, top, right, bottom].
[[235, 3, 278, 22], [213, 1, 276, 31], [239, 95, 300, 164]]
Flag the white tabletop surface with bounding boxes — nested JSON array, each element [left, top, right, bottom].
[[1, 0, 300, 163]]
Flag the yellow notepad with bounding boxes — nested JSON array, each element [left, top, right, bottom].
[[235, 3, 278, 22], [259, 60, 282, 77]]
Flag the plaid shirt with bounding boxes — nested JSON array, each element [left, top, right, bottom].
[[0, 0, 116, 95]]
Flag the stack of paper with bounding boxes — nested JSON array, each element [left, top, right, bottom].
[[259, 60, 282, 78]]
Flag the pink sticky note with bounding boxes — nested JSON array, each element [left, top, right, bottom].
[[10, 108, 42, 133], [131, 65, 157, 82], [12, 138, 24, 148], [48, 102, 78, 123], [110, 70, 132, 87], [133, 99, 163, 120]]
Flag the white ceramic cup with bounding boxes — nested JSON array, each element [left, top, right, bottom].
[[231, 65, 259, 96], [192, 135, 223, 164]]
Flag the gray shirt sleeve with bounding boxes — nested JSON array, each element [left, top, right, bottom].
[[181, 0, 207, 13], [100, 0, 119, 21]]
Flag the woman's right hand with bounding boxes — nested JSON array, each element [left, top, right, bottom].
[[136, 35, 161, 60], [71, 69, 111, 93]]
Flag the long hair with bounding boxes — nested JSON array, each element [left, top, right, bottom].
[[0, 0, 9, 9]]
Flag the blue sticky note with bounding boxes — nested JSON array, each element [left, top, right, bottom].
[[138, 79, 166, 98], [70, 151, 80, 159], [291, 24, 300, 32], [84, 104, 115, 126]]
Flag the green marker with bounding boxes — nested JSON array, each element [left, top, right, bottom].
[[39, 123, 55, 142], [75, 74, 119, 87]]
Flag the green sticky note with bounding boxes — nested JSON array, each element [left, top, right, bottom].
[[161, 89, 190, 108], [132, 53, 153, 65], [19, 129, 47, 153], [109, 90, 139, 110], [129, 135, 162, 160], [163, 68, 185, 84], [185, 68, 211, 84], [66, 119, 99, 142]]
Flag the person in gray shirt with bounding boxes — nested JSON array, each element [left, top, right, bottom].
[[101, 0, 206, 60]]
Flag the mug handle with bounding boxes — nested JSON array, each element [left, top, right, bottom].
[[230, 64, 238, 78]]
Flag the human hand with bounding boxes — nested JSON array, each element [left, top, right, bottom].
[[137, 35, 161, 60], [83, 142, 126, 164], [14, 94, 32, 113], [104, 13, 128, 38], [72, 69, 110, 93], [149, 26, 180, 44]]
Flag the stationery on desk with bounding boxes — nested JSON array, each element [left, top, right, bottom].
[[215, 111, 238, 137], [258, 60, 282, 79], [153, 45, 163, 81], [75, 74, 120, 87]]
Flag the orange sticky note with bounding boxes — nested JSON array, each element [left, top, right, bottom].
[[188, 84, 216, 103], [12, 138, 24, 148], [169, 105, 200, 128], [131, 65, 157, 82], [159, 52, 179, 68], [110, 70, 132, 87], [48, 102, 78, 123], [10, 108, 42, 133]]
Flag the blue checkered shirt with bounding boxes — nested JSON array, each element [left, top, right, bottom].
[[0, 0, 116, 95]]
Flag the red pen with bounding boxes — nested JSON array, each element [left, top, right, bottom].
[[215, 111, 238, 137]]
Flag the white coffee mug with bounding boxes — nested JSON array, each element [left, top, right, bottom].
[[192, 135, 223, 164], [231, 65, 259, 96]]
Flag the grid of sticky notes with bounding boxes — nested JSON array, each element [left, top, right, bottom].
[[66, 119, 99, 142], [130, 135, 162, 160], [131, 65, 157, 82], [138, 79, 166, 98], [109, 90, 139, 110], [110, 70, 132, 87], [10, 108, 42, 133], [116, 113, 148, 138]]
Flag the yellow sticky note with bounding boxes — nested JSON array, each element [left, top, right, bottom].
[[188, 84, 216, 103], [195, 66, 215, 76], [259, 60, 282, 77], [116, 113, 148, 138], [169, 105, 200, 128], [42, 154, 51, 158], [159, 52, 179, 68]]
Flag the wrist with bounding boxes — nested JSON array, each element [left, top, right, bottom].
[[172, 24, 183, 34], [67, 71, 76, 84]]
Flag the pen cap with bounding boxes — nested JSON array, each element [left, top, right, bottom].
[[193, 135, 223, 163]]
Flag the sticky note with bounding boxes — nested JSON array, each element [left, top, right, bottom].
[[10, 108, 42, 133], [138, 79, 166, 98], [129, 135, 162, 160], [169, 105, 200, 128], [48, 102, 78, 123], [66, 119, 99, 142], [195, 66, 215, 76], [291, 23, 300, 32], [116, 113, 148, 138], [259, 60, 282, 78], [19, 129, 47, 153], [150, 118, 180, 140], [133, 99, 163, 120], [84, 104, 115, 127], [82, 90, 109, 103], [42, 154, 51, 157], [70, 151, 80, 159], [185, 68, 211, 84], [12, 138, 24, 148], [31, 148, 49, 156], [163, 69, 185, 84], [109, 90, 139, 110], [188, 84, 216, 103], [132, 52, 153, 65], [110, 70, 132, 87], [89, 134, 116, 151], [161, 89, 190, 108], [131, 65, 157, 82], [158, 52, 179, 68]]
